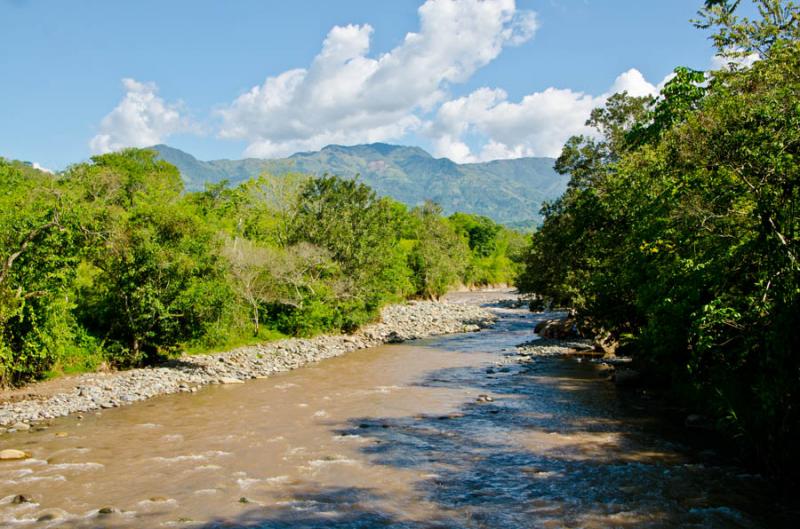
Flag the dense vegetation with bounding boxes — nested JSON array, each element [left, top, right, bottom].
[[0, 152, 521, 386], [152, 143, 566, 228], [518, 0, 800, 478]]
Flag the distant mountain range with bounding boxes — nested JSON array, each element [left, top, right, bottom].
[[151, 143, 566, 227]]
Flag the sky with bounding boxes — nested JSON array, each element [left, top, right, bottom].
[[1, 0, 737, 170]]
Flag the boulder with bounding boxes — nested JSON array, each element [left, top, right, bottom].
[[12, 494, 32, 504], [534, 318, 577, 339]]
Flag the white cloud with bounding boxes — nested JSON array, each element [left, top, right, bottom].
[[89, 78, 193, 154], [32, 162, 53, 174], [609, 68, 659, 98], [218, 0, 537, 158], [89, 1, 685, 166], [710, 51, 760, 71], [428, 68, 669, 162]]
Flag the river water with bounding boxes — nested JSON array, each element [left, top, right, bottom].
[[0, 294, 791, 528]]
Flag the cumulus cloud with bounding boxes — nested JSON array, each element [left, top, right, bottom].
[[218, 0, 537, 158], [428, 68, 669, 162], [89, 1, 685, 165], [32, 162, 53, 174], [710, 51, 760, 71], [609, 68, 661, 98], [89, 78, 193, 154]]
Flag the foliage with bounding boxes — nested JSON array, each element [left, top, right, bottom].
[[696, 0, 800, 58], [517, 1, 800, 478], [408, 202, 469, 300], [448, 212, 525, 286], [0, 159, 78, 385]]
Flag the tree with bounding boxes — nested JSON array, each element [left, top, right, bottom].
[[68, 150, 229, 366], [222, 238, 277, 336], [517, 2, 800, 477], [409, 202, 469, 299], [289, 175, 407, 317], [223, 238, 337, 336], [0, 160, 77, 385], [696, 0, 800, 59]]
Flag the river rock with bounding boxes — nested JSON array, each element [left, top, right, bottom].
[[534, 317, 578, 339], [149, 496, 171, 502], [0, 448, 30, 460]]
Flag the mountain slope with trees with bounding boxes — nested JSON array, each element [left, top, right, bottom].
[[152, 143, 564, 227]]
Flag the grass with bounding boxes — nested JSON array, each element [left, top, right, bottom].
[[39, 327, 289, 382], [183, 327, 288, 356]]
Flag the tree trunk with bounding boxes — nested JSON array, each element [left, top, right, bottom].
[[252, 304, 260, 336]]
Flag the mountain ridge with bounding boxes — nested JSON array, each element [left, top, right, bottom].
[[151, 143, 566, 227]]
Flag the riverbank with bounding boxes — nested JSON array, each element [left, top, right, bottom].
[[0, 300, 494, 432]]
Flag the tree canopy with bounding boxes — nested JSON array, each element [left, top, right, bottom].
[[517, 0, 800, 478]]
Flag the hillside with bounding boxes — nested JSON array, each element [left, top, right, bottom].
[[152, 143, 565, 226]]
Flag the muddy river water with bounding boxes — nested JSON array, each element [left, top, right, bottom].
[[0, 295, 792, 528]]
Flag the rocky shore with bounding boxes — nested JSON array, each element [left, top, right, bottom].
[[515, 337, 595, 356], [0, 301, 494, 432]]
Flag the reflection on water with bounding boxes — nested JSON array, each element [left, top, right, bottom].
[[0, 295, 791, 528]]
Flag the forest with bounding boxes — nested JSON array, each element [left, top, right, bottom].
[[0, 150, 523, 386], [517, 0, 800, 478]]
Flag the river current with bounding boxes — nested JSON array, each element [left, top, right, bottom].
[[0, 293, 791, 528]]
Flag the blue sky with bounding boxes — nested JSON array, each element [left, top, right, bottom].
[[1, 0, 732, 170]]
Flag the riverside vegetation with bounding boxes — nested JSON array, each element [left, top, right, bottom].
[[0, 150, 523, 387], [518, 0, 800, 481]]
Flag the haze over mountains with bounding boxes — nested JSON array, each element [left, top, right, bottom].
[[152, 143, 565, 227]]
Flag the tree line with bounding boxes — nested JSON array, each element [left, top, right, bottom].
[[0, 150, 523, 386], [517, 0, 800, 478]]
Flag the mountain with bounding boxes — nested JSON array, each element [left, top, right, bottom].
[[151, 143, 566, 227]]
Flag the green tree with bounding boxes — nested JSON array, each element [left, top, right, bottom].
[[69, 150, 229, 366], [518, 0, 800, 477], [409, 202, 469, 299], [289, 175, 408, 325], [0, 160, 79, 384]]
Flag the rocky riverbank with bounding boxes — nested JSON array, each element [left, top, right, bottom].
[[0, 301, 494, 432], [514, 337, 595, 356]]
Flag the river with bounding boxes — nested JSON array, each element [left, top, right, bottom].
[[0, 293, 791, 528]]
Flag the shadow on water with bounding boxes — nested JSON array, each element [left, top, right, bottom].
[[186, 310, 792, 528]]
